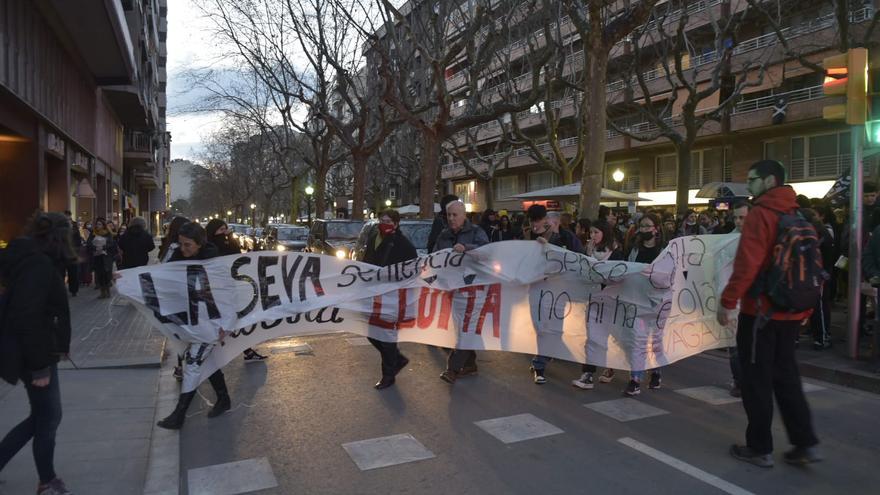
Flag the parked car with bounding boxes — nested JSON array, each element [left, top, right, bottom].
[[350, 219, 433, 261], [236, 227, 260, 252], [307, 219, 365, 258], [265, 225, 310, 252]]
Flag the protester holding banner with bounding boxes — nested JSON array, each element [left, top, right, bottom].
[[0, 213, 74, 495], [427, 194, 458, 253], [718, 159, 820, 468], [157, 222, 233, 430], [437, 201, 489, 384], [524, 205, 582, 385], [363, 210, 418, 389], [158, 216, 189, 263], [572, 218, 625, 390], [623, 212, 666, 395], [205, 219, 266, 362]]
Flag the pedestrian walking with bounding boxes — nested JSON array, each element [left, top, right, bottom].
[[435, 201, 489, 384], [572, 219, 624, 389], [63, 211, 80, 297], [364, 210, 417, 389], [116, 217, 154, 269], [87, 218, 117, 299], [205, 219, 266, 362], [0, 212, 74, 495], [426, 194, 458, 253], [524, 206, 582, 384], [624, 212, 666, 395], [156, 222, 233, 429], [718, 159, 821, 468]]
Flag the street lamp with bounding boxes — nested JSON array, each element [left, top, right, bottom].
[[304, 185, 314, 225], [612, 169, 625, 184], [250, 203, 257, 227], [226, 210, 232, 217], [385, 199, 392, 207]]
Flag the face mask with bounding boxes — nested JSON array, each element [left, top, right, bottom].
[[640, 231, 655, 241], [686, 219, 696, 226], [378, 224, 395, 236]]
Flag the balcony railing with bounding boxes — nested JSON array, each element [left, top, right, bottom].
[[732, 84, 824, 114], [790, 154, 851, 181], [125, 131, 153, 153]]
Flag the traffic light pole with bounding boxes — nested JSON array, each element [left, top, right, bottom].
[[848, 125, 864, 359]]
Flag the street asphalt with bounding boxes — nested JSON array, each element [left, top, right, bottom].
[[178, 333, 880, 495]]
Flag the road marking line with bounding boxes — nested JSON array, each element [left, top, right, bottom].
[[618, 437, 755, 495]]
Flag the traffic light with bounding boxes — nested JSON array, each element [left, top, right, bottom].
[[822, 48, 868, 125], [868, 67, 880, 146]]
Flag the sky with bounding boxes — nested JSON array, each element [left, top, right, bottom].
[[165, 0, 227, 162]]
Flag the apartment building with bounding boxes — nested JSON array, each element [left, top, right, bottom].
[[436, 0, 879, 213], [0, 0, 169, 242]]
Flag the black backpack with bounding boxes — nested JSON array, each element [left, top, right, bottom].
[[756, 207, 828, 312]]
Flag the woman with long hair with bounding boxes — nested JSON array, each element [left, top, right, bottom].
[[158, 216, 189, 263], [0, 212, 75, 495]]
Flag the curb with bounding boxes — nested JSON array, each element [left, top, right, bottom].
[[798, 361, 880, 395], [143, 353, 180, 495]]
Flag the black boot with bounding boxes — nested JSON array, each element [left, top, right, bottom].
[[157, 391, 196, 430], [207, 371, 231, 418]]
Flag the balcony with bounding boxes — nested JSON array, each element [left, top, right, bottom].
[[124, 130, 155, 168], [159, 17, 167, 42]]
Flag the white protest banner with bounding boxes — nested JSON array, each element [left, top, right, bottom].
[[115, 236, 740, 392]]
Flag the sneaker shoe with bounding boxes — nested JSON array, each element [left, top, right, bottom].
[[649, 372, 662, 389], [458, 365, 479, 377], [440, 370, 457, 384], [533, 369, 547, 384], [571, 372, 594, 389], [783, 446, 822, 465], [37, 478, 72, 495], [729, 384, 742, 398], [243, 349, 267, 362], [624, 379, 641, 396], [730, 444, 774, 468], [598, 369, 615, 383]]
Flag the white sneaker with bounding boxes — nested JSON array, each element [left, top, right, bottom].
[[572, 372, 594, 389], [598, 369, 615, 383]]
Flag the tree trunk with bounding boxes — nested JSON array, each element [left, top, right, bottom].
[[483, 177, 494, 210], [420, 132, 441, 219], [351, 153, 368, 220], [675, 143, 692, 218], [290, 176, 300, 222], [314, 166, 329, 221], [561, 165, 573, 185], [579, 51, 608, 219]]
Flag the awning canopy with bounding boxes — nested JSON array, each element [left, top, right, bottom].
[[696, 182, 750, 198], [511, 182, 650, 202]]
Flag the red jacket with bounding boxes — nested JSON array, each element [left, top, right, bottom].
[[720, 185, 812, 321]]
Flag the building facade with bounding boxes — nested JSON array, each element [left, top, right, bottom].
[[0, 0, 169, 243], [434, 0, 879, 213]]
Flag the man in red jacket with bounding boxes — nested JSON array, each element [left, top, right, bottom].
[[717, 160, 820, 468]]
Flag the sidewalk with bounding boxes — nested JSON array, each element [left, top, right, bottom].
[[795, 304, 880, 394], [0, 257, 172, 495]]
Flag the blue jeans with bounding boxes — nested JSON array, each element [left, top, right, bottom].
[[631, 369, 660, 382], [531, 355, 549, 371], [0, 364, 62, 483]]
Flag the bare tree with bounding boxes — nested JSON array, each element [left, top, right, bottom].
[[607, 0, 772, 216], [365, 0, 561, 218], [563, 0, 660, 219]]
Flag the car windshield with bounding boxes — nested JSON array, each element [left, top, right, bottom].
[[278, 228, 307, 240], [399, 223, 432, 250], [326, 222, 364, 239], [227, 224, 247, 233]]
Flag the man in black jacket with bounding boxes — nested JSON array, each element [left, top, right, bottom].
[[426, 194, 458, 253], [364, 210, 418, 389], [117, 216, 155, 269], [158, 222, 232, 429], [0, 213, 74, 494]]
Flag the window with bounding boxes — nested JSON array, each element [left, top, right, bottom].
[[655, 154, 677, 189], [494, 175, 519, 200], [789, 131, 851, 180], [528, 171, 557, 192], [764, 140, 783, 161]]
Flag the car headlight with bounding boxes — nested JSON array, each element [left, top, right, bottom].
[[277, 245, 287, 252], [335, 249, 346, 258]]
